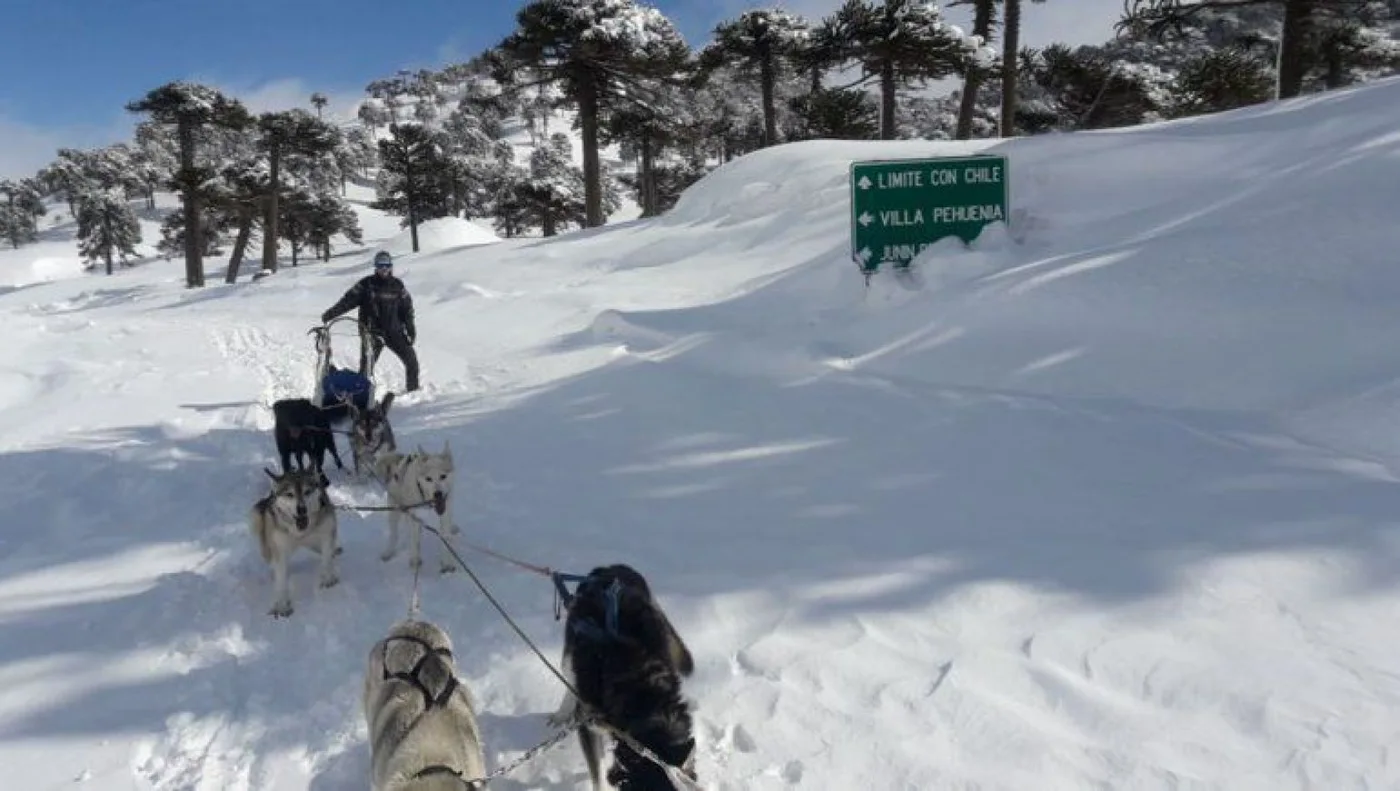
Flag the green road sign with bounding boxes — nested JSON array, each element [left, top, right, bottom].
[[850, 154, 1009, 273]]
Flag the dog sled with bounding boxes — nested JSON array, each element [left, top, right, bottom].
[[309, 316, 375, 423]]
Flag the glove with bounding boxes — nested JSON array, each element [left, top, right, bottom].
[[320, 310, 332, 323]]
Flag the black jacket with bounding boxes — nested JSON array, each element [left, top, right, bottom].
[[323, 273, 415, 339]]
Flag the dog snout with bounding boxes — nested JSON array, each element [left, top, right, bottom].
[[432, 490, 446, 515], [295, 504, 309, 529]]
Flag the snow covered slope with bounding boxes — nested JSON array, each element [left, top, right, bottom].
[[3, 76, 1400, 791]]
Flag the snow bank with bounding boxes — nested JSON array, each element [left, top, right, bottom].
[[380, 216, 499, 257]]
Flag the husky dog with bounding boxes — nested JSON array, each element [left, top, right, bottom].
[[373, 442, 459, 574], [349, 391, 397, 478], [247, 467, 340, 618], [364, 619, 487, 791], [548, 564, 697, 791]]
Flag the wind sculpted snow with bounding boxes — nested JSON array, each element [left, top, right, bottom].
[[2, 77, 1400, 789]]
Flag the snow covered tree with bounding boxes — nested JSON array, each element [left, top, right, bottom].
[[372, 122, 454, 252], [76, 188, 142, 275], [255, 109, 340, 273], [214, 159, 269, 283], [338, 127, 378, 187], [133, 121, 178, 209], [949, 0, 998, 138], [494, 0, 692, 228], [126, 82, 252, 287], [1119, 0, 1386, 99], [700, 9, 810, 147], [822, 0, 981, 139], [0, 179, 45, 249], [311, 92, 328, 119], [358, 98, 392, 137]]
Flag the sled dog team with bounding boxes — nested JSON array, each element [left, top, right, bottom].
[[249, 391, 698, 790]]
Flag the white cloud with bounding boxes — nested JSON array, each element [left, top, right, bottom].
[[0, 114, 134, 181], [199, 77, 365, 125]]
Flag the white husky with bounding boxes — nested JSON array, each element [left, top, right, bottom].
[[247, 467, 340, 618], [364, 618, 487, 790], [373, 442, 459, 574]]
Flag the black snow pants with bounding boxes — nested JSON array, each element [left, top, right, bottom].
[[360, 327, 420, 392]]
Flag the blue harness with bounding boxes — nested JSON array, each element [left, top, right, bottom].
[[553, 572, 624, 642]]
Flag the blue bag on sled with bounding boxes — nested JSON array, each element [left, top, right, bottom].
[[319, 365, 373, 421]]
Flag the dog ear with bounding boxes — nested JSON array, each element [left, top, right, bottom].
[[264, 467, 280, 482]]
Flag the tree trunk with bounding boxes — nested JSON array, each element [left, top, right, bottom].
[[104, 215, 114, 276], [1001, 0, 1022, 138], [956, 0, 996, 140], [6, 194, 16, 249], [261, 142, 281, 273], [1277, 0, 1315, 99], [543, 212, 557, 237], [224, 205, 254, 283], [147, 185, 156, 211], [177, 118, 204, 288], [640, 135, 656, 217], [879, 59, 897, 140], [406, 157, 420, 253], [577, 72, 605, 228], [760, 52, 778, 147]]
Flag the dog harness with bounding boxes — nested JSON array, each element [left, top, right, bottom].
[[566, 576, 626, 642], [380, 634, 458, 710]]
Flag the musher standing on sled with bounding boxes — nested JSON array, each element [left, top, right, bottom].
[[321, 250, 420, 392]]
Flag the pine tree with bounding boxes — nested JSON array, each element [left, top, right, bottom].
[[126, 82, 252, 287], [823, 0, 980, 139], [494, 0, 692, 228], [311, 92, 329, 119], [700, 9, 811, 147], [255, 109, 340, 273], [76, 189, 142, 275], [372, 122, 454, 252]]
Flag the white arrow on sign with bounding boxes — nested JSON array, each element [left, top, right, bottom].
[[857, 247, 873, 262], [858, 211, 874, 227], [857, 175, 873, 190]]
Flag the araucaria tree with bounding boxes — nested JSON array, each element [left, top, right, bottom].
[[76, 189, 142, 275], [824, 0, 978, 139], [494, 0, 691, 228], [126, 82, 252, 287], [701, 9, 810, 147]]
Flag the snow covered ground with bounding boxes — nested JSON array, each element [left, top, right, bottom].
[[3, 76, 1400, 790]]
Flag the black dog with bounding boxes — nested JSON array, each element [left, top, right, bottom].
[[549, 564, 696, 791], [271, 398, 345, 479]]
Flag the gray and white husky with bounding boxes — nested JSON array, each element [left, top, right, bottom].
[[373, 441, 459, 574], [364, 618, 487, 791], [247, 467, 340, 618], [349, 391, 397, 478]]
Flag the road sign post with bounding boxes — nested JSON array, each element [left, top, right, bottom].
[[850, 154, 1009, 275]]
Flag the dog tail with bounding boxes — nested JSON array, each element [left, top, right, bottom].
[[249, 500, 273, 563]]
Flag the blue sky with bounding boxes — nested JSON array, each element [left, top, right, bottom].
[[0, 0, 1123, 178]]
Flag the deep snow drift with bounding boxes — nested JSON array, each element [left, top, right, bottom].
[[3, 78, 1400, 790]]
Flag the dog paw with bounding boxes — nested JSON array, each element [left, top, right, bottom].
[[319, 573, 340, 589], [408, 557, 422, 571], [380, 550, 397, 562], [334, 545, 344, 556], [438, 563, 458, 575], [269, 601, 294, 618]]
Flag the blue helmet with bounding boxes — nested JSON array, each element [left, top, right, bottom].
[[373, 251, 393, 269]]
